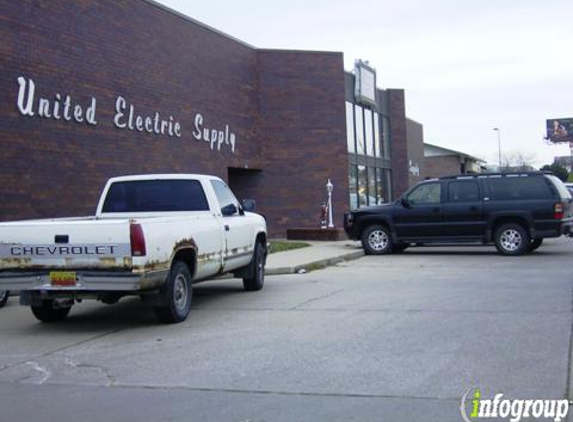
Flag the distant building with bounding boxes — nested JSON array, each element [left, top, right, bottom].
[[424, 143, 485, 178]]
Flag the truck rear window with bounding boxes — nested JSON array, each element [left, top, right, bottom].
[[102, 180, 209, 212]]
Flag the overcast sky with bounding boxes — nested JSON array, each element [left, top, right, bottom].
[[156, 0, 573, 168]]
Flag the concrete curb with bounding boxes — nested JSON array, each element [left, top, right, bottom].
[[266, 250, 364, 275]]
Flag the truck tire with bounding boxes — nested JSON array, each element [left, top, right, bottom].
[[0, 291, 8, 308], [494, 223, 530, 256], [527, 238, 543, 252], [154, 261, 193, 324], [243, 242, 265, 291], [361, 225, 393, 255], [31, 300, 71, 322]]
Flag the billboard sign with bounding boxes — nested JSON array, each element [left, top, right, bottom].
[[354, 60, 377, 107], [546, 118, 573, 143]]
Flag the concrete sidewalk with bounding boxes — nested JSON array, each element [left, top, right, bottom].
[[266, 240, 364, 275]]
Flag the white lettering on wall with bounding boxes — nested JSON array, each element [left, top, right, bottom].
[[193, 112, 236, 153], [15, 75, 236, 153], [113, 95, 181, 138], [16, 77, 97, 125]]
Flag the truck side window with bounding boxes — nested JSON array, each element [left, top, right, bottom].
[[210, 180, 240, 215], [407, 183, 441, 205], [447, 181, 480, 203]]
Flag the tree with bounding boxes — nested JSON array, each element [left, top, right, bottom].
[[540, 163, 569, 181], [501, 150, 536, 172]]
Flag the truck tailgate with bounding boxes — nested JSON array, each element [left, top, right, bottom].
[[0, 219, 132, 270]]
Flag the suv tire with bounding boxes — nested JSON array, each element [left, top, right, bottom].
[[361, 225, 393, 255], [494, 223, 530, 256]]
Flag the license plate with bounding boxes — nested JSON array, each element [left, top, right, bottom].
[[50, 271, 77, 286]]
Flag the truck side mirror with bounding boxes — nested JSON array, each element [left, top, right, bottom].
[[400, 197, 411, 208], [242, 199, 256, 212], [221, 204, 238, 216]]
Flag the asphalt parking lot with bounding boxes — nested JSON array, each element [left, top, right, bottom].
[[1, 237, 572, 422]]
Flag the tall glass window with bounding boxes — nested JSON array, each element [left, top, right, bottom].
[[367, 167, 376, 205], [382, 116, 391, 159], [364, 109, 374, 157], [348, 164, 358, 209], [376, 168, 385, 204], [357, 165, 367, 207], [385, 169, 393, 199], [346, 102, 355, 154], [355, 106, 365, 156], [373, 112, 381, 158]]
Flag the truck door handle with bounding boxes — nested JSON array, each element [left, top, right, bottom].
[[225, 225, 230, 231], [432, 207, 440, 213], [469, 206, 478, 212]]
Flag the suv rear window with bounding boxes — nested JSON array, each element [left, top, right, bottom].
[[486, 176, 552, 200], [102, 180, 209, 212], [545, 175, 572, 200]]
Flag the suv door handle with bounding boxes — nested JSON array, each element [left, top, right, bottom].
[[224, 225, 230, 231]]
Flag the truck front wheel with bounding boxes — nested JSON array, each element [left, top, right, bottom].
[[154, 261, 193, 324], [31, 300, 71, 322], [243, 242, 266, 291]]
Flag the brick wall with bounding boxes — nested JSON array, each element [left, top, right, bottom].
[[387, 89, 409, 197], [256, 50, 347, 236], [425, 156, 462, 178], [0, 0, 348, 236]]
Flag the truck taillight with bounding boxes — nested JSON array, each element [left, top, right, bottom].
[[554, 203, 564, 220], [130, 223, 147, 256]]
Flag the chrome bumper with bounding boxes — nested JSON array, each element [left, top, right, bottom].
[[0, 270, 166, 292]]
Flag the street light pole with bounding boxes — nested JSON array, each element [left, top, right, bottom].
[[493, 128, 502, 171]]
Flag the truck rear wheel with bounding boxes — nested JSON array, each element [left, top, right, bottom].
[[243, 242, 266, 291], [31, 300, 71, 322], [0, 291, 8, 308], [154, 261, 193, 324]]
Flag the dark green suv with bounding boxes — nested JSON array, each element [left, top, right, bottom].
[[344, 172, 573, 256]]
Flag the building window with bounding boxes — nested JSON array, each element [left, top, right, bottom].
[[346, 102, 355, 154], [373, 112, 381, 158], [357, 165, 367, 207], [355, 105, 365, 156], [349, 164, 358, 209], [367, 167, 376, 205], [364, 108, 374, 157]]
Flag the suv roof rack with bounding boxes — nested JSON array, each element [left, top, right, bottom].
[[438, 171, 551, 180]]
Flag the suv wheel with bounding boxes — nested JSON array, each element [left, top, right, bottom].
[[361, 225, 393, 255], [494, 223, 530, 256]]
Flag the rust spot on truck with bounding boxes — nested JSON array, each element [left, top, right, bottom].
[[0, 257, 32, 268]]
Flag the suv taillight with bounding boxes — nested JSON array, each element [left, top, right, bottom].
[[554, 203, 564, 220], [130, 223, 147, 256]]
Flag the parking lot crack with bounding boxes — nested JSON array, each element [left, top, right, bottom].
[[289, 289, 345, 310]]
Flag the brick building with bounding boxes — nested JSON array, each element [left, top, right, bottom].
[[1, 0, 419, 236], [424, 143, 485, 178]]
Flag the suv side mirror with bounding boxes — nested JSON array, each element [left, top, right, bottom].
[[242, 199, 256, 212], [221, 203, 238, 216], [400, 197, 411, 208]]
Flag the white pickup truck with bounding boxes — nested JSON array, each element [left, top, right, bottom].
[[0, 174, 267, 323]]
